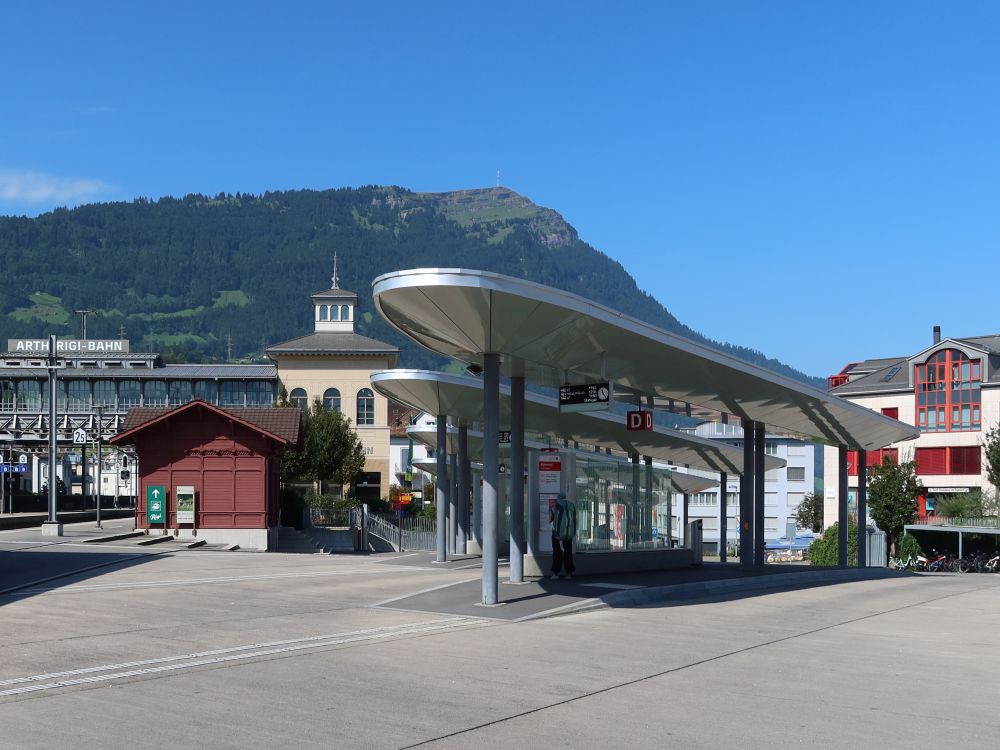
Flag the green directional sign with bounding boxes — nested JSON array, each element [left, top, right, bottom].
[[146, 485, 166, 524]]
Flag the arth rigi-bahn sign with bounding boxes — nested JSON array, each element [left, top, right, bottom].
[[7, 339, 130, 353]]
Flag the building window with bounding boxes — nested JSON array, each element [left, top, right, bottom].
[[916, 446, 981, 475], [847, 448, 899, 476], [330, 305, 340, 321], [787, 466, 806, 481], [144, 380, 167, 406], [194, 380, 217, 404], [67, 380, 90, 411], [323, 387, 341, 412], [356, 388, 375, 425], [16, 380, 41, 411], [341, 305, 351, 321], [290, 387, 309, 412], [764, 441, 778, 456], [169, 381, 193, 405], [220, 381, 245, 407], [881, 406, 899, 420], [93, 381, 116, 408], [119, 380, 141, 408], [0, 380, 14, 410], [246, 381, 273, 406], [319, 305, 329, 321], [915, 349, 981, 432]]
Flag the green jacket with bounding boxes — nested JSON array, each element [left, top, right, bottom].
[[550, 498, 577, 541]]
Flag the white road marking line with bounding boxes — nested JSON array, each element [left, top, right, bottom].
[[0, 617, 488, 697], [9, 567, 427, 595]]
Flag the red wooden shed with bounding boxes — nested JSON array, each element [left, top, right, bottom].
[[111, 400, 301, 550]]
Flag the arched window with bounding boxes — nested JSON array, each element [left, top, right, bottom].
[[194, 380, 217, 404], [330, 305, 340, 321], [169, 381, 193, 405], [94, 381, 116, 408], [356, 388, 375, 425], [323, 387, 341, 412], [246, 381, 273, 406], [341, 305, 351, 321], [144, 380, 167, 406], [67, 380, 90, 410], [220, 381, 245, 407], [0, 380, 14, 410], [915, 348, 981, 432], [290, 387, 309, 412], [119, 380, 141, 408], [16, 381, 41, 411], [319, 305, 329, 321]]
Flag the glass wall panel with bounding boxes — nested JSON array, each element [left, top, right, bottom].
[[246, 381, 273, 406], [194, 380, 217, 404], [93, 381, 116, 408], [0, 380, 14, 410], [118, 380, 141, 408], [169, 381, 193, 405], [220, 381, 245, 407], [144, 380, 167, 406], [67, 380, 90, 410], [17, 380, 41, 411]]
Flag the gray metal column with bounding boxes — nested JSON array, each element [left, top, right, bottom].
[[435, 415, 448, 562], [719, 471, 728, 562], [509, 375, 525, 583], [838, 445, 849, 568], [481, 353, 500, 605], [448, 452, 458, 555], [857, 448, 867, 568], [457, 424, 469, 555], [644, 455, 653, 546], [95, 406, 104, 528], [754, 423, 766, 567], [44, 334, 61, 534], [739, 418, 754, 567], [682, 492, 689, 547], [632, 452, 640, 547]]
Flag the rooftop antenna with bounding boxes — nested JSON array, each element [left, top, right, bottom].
[[118, 324, 126, 340], [226, 333, 233, 362], [74, 309, 94, 339], [331, 252, 339, 289]]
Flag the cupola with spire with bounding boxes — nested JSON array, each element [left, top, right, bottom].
[[311, 253, 358, 333]]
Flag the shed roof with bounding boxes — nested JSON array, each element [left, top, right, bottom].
[[112, 400, 301, 446]]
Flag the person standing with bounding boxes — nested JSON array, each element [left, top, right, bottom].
[[549, 492, 577, 579]]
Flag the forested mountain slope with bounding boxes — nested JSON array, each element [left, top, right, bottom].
[[0, 186, 822, 387]]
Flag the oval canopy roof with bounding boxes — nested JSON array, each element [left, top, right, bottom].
[[373, 268, 919, 451], [371, 369, 782, 475]]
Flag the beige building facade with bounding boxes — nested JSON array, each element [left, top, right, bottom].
[[267, 281, 399, 501]]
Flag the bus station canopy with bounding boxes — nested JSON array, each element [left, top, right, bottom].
[[372, 269, 919, 451], [371, 369, 782, 476]]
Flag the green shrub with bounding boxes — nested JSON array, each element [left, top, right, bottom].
[[808, 516, 859, 566], [897, 534, 924, 560]]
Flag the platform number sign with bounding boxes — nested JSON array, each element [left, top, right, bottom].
[[146, 485, 166, 524], [72, 428, 88, 445]]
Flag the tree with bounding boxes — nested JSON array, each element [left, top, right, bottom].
[[984, 423, 1000, 494], [280, 398, 365, 492], [867, 457, 921, 554], [794, 492, 824, 532]]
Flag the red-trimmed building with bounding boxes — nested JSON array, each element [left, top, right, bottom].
[[824, 328, 1000, 524], [111, 400, 301, 550]]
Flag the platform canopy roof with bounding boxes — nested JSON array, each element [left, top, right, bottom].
[[372, 269, 919, 451], [371, 369, 781, 476], [408, 432, 718, 496]]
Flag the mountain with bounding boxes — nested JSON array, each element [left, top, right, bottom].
[[0, 186, 823, 387]]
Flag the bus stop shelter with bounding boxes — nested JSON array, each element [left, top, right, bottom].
[[373, 268, 918, 604]]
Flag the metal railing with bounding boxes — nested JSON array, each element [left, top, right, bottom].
[[310, 508, 352, 528], [917, 515, 1000, 528]]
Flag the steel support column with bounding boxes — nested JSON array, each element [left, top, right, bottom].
[[45, 334, 60, 534], [753, 423, 766, 567], [435, 415, 448, 562], [838, 445, 849, 568], [857, 448, 867, 568], [481, 353, 500, 605], [448, 453, 458, 555], [457, 424, 469, 555], [719, 471, 728, 562], [739, 418, 754, 567], [509, 376, 525, 583], [644, 455, 653, 546]]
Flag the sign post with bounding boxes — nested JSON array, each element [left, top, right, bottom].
[[146, 485, 166, 530]]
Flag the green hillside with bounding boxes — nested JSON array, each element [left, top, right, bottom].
[[0, 186, 822, 386]]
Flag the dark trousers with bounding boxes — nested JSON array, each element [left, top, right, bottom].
[[551, 537, 575, 575]]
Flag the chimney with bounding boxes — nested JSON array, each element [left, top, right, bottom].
[[933, 325, 941, 344]]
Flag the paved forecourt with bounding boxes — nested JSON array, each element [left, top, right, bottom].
[[2, 532, 999, 749]]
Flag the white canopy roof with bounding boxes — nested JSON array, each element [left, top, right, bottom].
[[371, 369, 782, 475], [373, 268, 919, 451]]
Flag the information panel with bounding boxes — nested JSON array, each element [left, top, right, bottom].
[[176, 486, 196, 525], [558, 382, 612, 413], [146, 485, 166, 524]]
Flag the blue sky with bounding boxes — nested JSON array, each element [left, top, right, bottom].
[[3, 1, 999, 379]]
